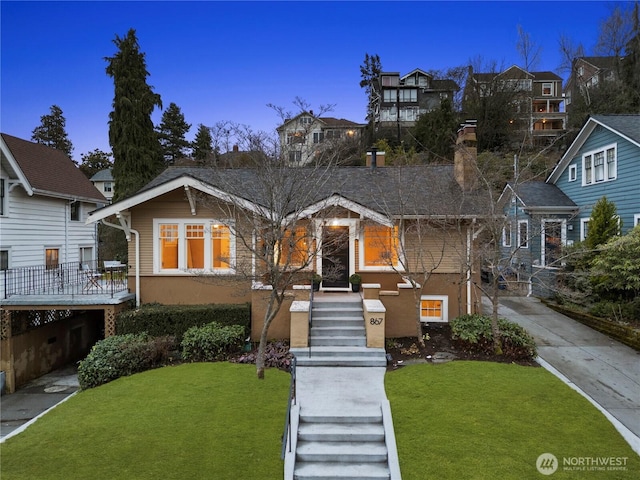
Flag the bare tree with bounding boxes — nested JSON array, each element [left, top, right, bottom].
[[596, 3, 635, 58], [516, 25, 542, 71], [193, 123, 346, 378], [557, 34, 585, 76]]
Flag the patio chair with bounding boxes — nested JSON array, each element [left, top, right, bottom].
[[82, 264, 102, 291]]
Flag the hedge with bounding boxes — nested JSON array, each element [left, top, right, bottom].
[[116, 303, 250, 342]]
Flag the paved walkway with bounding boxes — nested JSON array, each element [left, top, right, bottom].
[[1, 364, 79, 442], [484, 295, 640, 455]]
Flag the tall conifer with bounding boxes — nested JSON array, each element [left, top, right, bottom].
[[105, 29, 163, 201], [31, 105, 74, 158]]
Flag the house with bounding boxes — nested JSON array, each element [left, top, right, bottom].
[[1, 133, 133, 393], [277, 113, 365, 165], [563, 57, 622, 113], [500, 114, 640, 296], [372, 69, 459, 133], [90, 168, 114, 203], [86, 122, 488, 342], [465, 65, 566, 144]]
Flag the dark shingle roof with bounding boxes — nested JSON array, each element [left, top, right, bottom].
[[90, 169, 113, 182], [591, 114, 640, 145], [509, 181, 576, 208], [1, 133, 105, 202], [139, 165, 488, 217]]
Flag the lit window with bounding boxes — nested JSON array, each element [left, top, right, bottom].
[[160, 224, 179, 269], [363, 225, 398, 267], [186, 224, 205, 269], [46, 248, 59, 270], [420, 296, 448, 322], [211, 225, 231, 269], [279, 226, 310, 266]]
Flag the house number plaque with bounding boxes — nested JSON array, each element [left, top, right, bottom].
[[369, 317, 383, 325]]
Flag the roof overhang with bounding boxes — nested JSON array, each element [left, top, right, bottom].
[[0, 136, 33, 196]]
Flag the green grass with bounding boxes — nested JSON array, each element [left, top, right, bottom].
[[1, 363, 290, 480], [386, 361, 639, 479], [2, 362, 638, 479]]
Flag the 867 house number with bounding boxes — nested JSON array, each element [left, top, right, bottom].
[[369, 317, 383, 325]]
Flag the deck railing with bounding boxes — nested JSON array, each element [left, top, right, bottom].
[[2, 260, 128, 299]]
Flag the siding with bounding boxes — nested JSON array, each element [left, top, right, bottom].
[[555, 125, 640, 240]]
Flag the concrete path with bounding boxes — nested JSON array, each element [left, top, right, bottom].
[[484, 296, 640, 455], [0, 364, 79, 442]]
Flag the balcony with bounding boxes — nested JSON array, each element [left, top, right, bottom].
[[1, 260, 131, 304]]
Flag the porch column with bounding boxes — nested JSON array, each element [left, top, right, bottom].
[[290, 301, 310, 348], [362, 283, 381, 300], [363, 299, 386, 348], [1, 309, 15, 393]]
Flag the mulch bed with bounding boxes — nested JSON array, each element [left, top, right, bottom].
[[384, 323, 539, 371]]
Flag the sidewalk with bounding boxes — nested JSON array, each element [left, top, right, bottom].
[[483, 295, 640, 455], [1, 364, 79, 442]]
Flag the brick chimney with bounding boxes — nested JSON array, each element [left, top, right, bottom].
[[366, 149, 386, 168], [454, 120, 478, 191]]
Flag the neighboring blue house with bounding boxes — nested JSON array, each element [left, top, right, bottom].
[[500, 114, 640, 297], [548, 114, 640, 240]]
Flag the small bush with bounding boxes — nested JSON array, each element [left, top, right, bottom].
[[181, 322, 245, 362], [451, 314, 537, 360], [78, 334, 177, 390], [231, 340, 293, 372]]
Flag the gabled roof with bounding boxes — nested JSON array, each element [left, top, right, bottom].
[[400, 68, 432, 81], [502, 182, 576, 211], [1, 133, 105, 202], [87, 165, 489, 224], [276, 112, 364, 131], [548, 114, 640, 183], [90, 168, 113, 182], [575, 56, 619, 70]]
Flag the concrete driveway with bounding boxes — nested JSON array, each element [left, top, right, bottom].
[[484, 296, 640, 455]]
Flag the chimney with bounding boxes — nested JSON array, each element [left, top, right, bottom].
[[233, 144, 239, 152], [366, 148, 386, 168], [454, 120, 478, 191]]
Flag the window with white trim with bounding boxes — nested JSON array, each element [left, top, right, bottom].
[[582, 144, 616, 185], [313, 132, 324, 144], [634, 214, 640, 227], [502, 223, 512, 247], [104, 182, 112, 193], [154, 219, 234, 273], [0, 249, 8, 271], [0, 178, 6, 216], [360, 225, 399, 269], [542, 220, 565, 268], [70, 201, 80, 221], [80, 247, 94, 264], [568, 164, 577, 182], [542, 82, 553, 95], [420, 295, 448, 323], [46, 248, 59, 270], [580, 218, 590, 241], [398, 89, 417, 102], [518, 220, 528, 248], [383, 89, 397, 102]]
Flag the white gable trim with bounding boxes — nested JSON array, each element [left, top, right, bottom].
[[288, 194, 393, 227], [0, 136, 33, 196]]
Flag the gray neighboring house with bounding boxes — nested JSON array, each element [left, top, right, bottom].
[[90, 168, 114, 203]]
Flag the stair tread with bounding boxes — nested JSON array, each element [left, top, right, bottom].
[[297, 441, 388, 454], [294, 461, 390, 476], [299, 423, 384, 435]]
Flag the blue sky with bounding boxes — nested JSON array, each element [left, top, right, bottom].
[[1, 1, 616, 160]]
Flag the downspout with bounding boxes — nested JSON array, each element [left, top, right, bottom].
[[100, 216, 140, 307], [466, 225, 472, 315]]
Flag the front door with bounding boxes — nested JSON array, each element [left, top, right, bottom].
[[321, 226, 349, 288]]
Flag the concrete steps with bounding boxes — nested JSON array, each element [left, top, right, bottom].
[[293, 409, 391, 480]]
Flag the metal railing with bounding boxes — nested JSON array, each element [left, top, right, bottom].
[[308, 285, 315, 358], [281, 356, 297, 460], [2, 260, 128, 299]]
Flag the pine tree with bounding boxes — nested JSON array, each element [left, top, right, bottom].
[[585, 196, 621, 251], [156, 102, 191, 165], [359, 53, 382, 123], [79, 149, 113, 179], [31, 105, 74, 158], [192, 124, 214, 163], [105, 29, 163, 201]]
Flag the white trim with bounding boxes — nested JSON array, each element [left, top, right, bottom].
[[358, 222, 401, 272], [420, 295, 448, 323], [517, 220, 528, 248], [634, 214, 640, 227], [581, 143, 617, 186], [314, 218, 357, 287], [502, 223, 512, 247], [568, 164, 577, 182], [152, 218, 235, 274], [541, 219, 566, 268], [580, 218, 590, 241]]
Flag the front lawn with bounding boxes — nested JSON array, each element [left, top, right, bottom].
[[2, 361, 637, 479], [386, 361, 639, 479]]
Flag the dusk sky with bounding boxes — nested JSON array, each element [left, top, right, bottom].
[[1, 1, 617, 161]]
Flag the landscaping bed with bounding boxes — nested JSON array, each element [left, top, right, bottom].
[[384, 323, 540, 371]]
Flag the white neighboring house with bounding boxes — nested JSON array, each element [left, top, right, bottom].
[[0, 133, 106, 283], [90, 168, 114, 203], [277, 112, 365, 165]]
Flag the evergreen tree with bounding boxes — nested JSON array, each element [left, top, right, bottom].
[[105, 28, 163, 201], [410, 97, 458, 162], [192, 124, 214, 163], [359, 53, 382, 123], [79, 149, 113, 179], [31, 105, 74, 158], [622, 2, 640, 110], [585, 196, 621, 251], [156, 102, 191, 164]]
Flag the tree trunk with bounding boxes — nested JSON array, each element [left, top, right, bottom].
[[491, 287, 503, 356], [415, 296, 425, 348]]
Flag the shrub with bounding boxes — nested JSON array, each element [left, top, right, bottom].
[[181, 322, 245, 362], [116, 303, 250, 342], [451, 314, 537, 360], [231, 340, 293, 372], [78, 334, 177, 390]]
